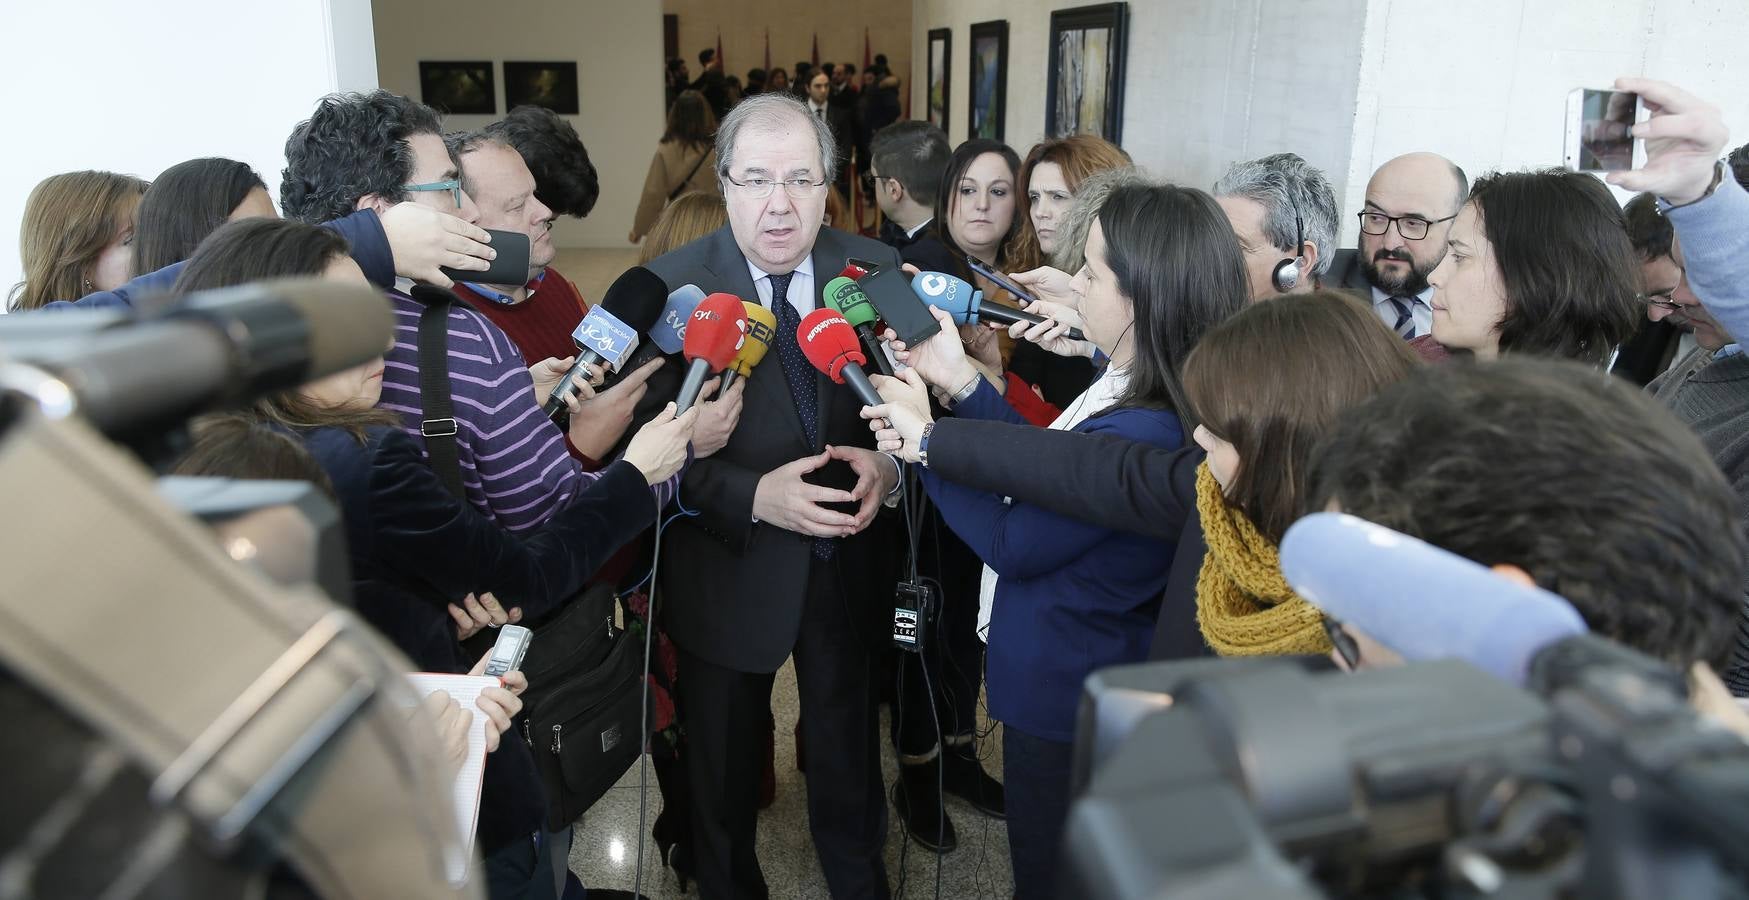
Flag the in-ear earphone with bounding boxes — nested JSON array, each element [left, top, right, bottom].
[[1272, 204, 1306, 293]]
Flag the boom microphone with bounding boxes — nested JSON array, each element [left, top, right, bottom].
[[911, 270, 1085, 342], [674, 293, 748, 414], [823, 276, 894, 376], [543, 266, 669, 421], [722, 301, 776, 391], [1280, 512, 1588, 686], [797, 308, 881, 410], [0, 278, 393, 441]]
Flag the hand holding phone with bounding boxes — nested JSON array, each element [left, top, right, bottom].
[[482, 624, 532, 678], [964, 256, 1039, 307], [1601, 77, 1731, 206], [440, 228, 532, 286], [1565, 87, 1647, 173]]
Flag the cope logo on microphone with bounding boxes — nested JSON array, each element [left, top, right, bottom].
[[917, 272, 951, 298]]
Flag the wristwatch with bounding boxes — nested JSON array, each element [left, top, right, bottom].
[[917, 423, 936, 468]]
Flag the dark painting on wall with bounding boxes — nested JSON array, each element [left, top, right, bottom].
[[504, 61, 580, 115], [419, 61, 495, 115], [927, 28, 952, 133], [1046, 3, 1130, 143], [969, 20, 1009, 141]]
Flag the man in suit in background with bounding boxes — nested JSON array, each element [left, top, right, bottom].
[[637, 92, 902, 899], [869, 121, 956, 274], [1325, 152, 1468, 339]]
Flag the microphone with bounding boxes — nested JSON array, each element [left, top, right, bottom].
[[722, 301, 776, 390], [0, 278, 392, 441], [543, 266, 669, 421], [797, 308, 881, 410], [1279, 512, 1587, 686], [674, 293, 749, 414], [911, 270, 1085, 342], [607, 283, 706, 386], [823, 277, 894, 376]]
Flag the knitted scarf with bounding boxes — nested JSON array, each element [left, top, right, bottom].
[[1193, 463, 1332, 657]]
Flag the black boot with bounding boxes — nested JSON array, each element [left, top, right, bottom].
[[892, 760, 957, 853], [942, 741, 1005, 819]]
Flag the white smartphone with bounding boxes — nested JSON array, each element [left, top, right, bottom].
[[1564, 87, 1648, 173]]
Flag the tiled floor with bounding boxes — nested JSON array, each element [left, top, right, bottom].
[[551, 246, 1014, 900]]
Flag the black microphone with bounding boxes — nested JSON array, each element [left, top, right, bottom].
[[1, 278, 393, 440], [971, 300, 1087, 343], [543, 266, 669, 421]]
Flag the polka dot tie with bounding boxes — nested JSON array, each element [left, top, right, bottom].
[[769, 271, 834, 560]]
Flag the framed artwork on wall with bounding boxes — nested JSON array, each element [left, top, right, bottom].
[[927, 28, 952, 133], [968, 20, 1009, 141], [504, 61, 580, 115], [419, 61, 495, 115], [1045, 3, 1130, 143]]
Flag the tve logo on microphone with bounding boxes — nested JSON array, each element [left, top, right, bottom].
[[571, 307, 639, 371]]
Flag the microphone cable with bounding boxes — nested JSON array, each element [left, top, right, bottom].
[[892, 464, 946, 900]]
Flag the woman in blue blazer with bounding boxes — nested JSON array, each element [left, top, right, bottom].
[[882, 181, 1251, 899]]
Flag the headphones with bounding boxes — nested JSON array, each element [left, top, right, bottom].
[[1271, 204, 1307, 293]]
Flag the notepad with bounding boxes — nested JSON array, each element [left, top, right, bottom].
[[406, 673, 499, 885]]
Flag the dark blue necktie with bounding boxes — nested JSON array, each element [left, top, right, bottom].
[[768, 271, 833, 559], [1388, 295, 1418, 340]]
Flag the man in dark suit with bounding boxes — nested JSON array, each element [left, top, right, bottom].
[[636, 92, 903, 900], [868, 121, 957, 275], [1324, 152, 1468, 340]]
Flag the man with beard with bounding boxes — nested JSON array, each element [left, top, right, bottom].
[[1325, 152, 1468, 339]]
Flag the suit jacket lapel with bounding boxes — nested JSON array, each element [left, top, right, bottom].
[[705, 228, 812, 448]]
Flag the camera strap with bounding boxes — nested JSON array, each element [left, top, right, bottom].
[[411, 285, 467, 501]]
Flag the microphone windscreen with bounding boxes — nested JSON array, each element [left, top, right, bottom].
[[596, 265, 670, 333], [909, 270, 978, 322], [797, 308, 865, 383], [730, 301, 777, 373], [568, 305, 639, 371], [1280, 512, 1587, 685], [650, 284, 706, 355], [175, 278, 393, 382], [683, 293, 749, 370], [824, 277, 880, 328]]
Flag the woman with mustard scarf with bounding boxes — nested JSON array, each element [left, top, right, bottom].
[[1182, 291, 1422, 657]]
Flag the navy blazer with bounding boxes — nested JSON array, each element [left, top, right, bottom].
[[923, 380, 1184, 742], [299, 424, 657, 851]]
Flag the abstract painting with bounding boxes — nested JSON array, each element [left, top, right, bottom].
[[927, 28, 952, 133], [1046, 4, 1129, 142], [969, 20, 1009, 141]]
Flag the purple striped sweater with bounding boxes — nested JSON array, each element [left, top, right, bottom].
[[378, 288, 680, 533]]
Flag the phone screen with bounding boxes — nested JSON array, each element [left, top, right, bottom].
[[1575, 89, 1640, 172]]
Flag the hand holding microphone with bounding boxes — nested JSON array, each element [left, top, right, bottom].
[[882, 305, 981, 395], [623, 402, 699, 485], [544, 266, 670, 421], [1005, 297, 1095, 360], [911, 270, 1087, 342], [862, 368, 935, 464]]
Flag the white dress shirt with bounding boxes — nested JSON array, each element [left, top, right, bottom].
[[746, 256, 815, 318]]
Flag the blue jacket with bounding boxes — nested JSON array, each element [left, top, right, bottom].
[[299, 423, 657, 852], [36, 209, 395, 311], [922, 377, 1182, 742]]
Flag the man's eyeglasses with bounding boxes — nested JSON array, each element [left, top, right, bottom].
[[862, 173, 894, 189], [403, 178, 464, 208], [1357, 211, 1458, 241], [724, 175, 829, 200], [1641, 292, 1684, 312]]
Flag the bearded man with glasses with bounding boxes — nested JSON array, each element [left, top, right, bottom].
[[1324, 152, 1469, 340]]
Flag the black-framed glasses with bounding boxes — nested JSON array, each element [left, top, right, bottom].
[[403, 178, 463, 209], [1324, 616, 1362, 670], [862, 172, 894, 188], [1357, 211, 1457, 241], [723, 175, 828, 199]]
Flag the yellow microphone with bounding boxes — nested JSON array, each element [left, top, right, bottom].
[[722, 301, 777, 390]]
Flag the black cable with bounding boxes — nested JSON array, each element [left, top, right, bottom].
[[631, 487, 673, 900]]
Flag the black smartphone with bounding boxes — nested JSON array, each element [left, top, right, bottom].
[[858, 267, 942, 346], [439, 228, 531, 286], [963, 255, 1038, 307]]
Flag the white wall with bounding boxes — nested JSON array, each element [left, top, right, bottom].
[[1, 0, 378, 299], [1345, 0, 1749, 244], [909, 0, 1369, 202], [371, 0, 665, 249]]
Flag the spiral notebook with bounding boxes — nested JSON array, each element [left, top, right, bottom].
[[406, 673, 498, 885]]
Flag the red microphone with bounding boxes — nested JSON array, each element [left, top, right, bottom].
[[676, 293, 749, 413], [797, 308, 883, 410]]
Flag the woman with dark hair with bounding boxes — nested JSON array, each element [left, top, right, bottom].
[[630, 89, 722, 242], [766, 66, 790, 93], [175, 217, 697, 899], [1422, 167, 1641, 364], [9, 170, 147, 310], [132, 158, 274, 275], [935, 138, 1024, 285], [876, 181, 1250, 897]]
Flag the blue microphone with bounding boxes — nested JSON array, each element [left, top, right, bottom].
[[910, 271, 1085, 342], [543, 266, 667, 421], [1280, 512, 1587, 685]]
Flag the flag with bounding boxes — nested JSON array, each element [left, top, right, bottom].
[[717, 31, 725, 71], [764, 28, 770, 73], [863, 28, 872, 72], [811, 33, 819, 67]]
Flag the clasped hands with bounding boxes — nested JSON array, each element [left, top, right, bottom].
[[752, 445, 897, 538]]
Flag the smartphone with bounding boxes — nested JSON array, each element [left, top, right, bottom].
[[439, 228, 531, 286], [963, 255, 1038, 308], [483, 624, 532, 678], [858, 267, 943, 346], [1565, 88, 1648, 173], [842, 258, 884, 280]]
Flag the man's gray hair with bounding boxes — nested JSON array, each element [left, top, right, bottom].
[[1213, 153, 1340, 276], [1051, 166, 1153, 273], [715, 93, 837, 186], [443, 129, 515, 196]]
